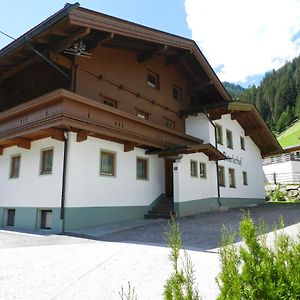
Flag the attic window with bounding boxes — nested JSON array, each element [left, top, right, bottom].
[[136, 109, 149, 120], [165, 118, 175, 129], [103, 97, 117, 108], [147, 70, 159, 89], [172, 85, 182, 101]]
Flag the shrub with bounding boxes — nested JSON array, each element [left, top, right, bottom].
[[164, 216, 201, 300], [216, 213, 300, 299]]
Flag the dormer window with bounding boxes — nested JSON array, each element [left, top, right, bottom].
[[147, 70, 159, 89]]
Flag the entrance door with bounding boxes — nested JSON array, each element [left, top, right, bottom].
[[165, 158, 175, 197]]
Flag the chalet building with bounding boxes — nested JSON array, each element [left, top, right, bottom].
[[263, 144, 300, 184], [0, 3, 282, 232]]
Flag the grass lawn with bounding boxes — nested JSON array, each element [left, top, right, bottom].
[[277, 119, 300, 148]]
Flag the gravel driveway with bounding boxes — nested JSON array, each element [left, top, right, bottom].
[[0, 203, 299, 300]]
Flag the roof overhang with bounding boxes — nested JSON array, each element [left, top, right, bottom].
[[146, 143, 226, 160], [0, 3, 231, 104], [180, 101, 283, 158], [283, 144, 300, 153]]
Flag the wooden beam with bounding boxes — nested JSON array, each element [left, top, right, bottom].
[[138, 45, 167, 63], [76, 130, 89, 142], [46, 128, 65, 141], [52, 27, 91, 54], [49, 51, 72, 69], [98, 33, 114, 46], [124, 142, 136, 152], [50, 28, 70, 37], [165, 50, 192, 65], [14, 138, 31, 149]]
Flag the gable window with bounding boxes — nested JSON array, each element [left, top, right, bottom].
[[243, 171, 248, 185], [229, 168, 236, 188], [172, 85, 182, 101], [165, 118, 175, 129], [226, 129, 233, 149], [136, 109, 149, 120], [216, 124, 223, 145], [199, 162, 206, 179], [147, 70, 159, 89], [137, 157, 148, 180], [100, 151, 116, 176], [10, 155, 21, 178], [41, 210, 52, 230], [218, 165, 225, 187], [40, 149, 53, 175], [103, 97, 117, 108], [240, 136, 245, 150], [190, 160, 198, 177]]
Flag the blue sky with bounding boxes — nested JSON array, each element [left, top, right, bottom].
[[1, 1, 300, 88]]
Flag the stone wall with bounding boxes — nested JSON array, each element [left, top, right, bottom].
[[266, 184, 300, 202]]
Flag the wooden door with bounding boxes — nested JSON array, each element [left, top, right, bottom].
[[165, 158, 174, 197]]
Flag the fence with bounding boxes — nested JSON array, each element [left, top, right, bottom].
[[264, 172, 300, 184]]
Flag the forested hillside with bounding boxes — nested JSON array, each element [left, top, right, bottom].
[[223, 55, 300, 133]]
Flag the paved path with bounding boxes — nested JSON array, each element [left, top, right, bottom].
[[0, 203, 299, 300]]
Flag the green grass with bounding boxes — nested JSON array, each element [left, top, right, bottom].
[[277, 119, 300, 148]]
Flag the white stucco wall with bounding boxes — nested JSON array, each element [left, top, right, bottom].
[[0, 138, 64, 207], [181, 113, 265, 201], [263, 161, 300, 183], [65, 133, 165, 207]]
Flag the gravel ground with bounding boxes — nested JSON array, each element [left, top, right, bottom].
[[0, 203, 299, 300]]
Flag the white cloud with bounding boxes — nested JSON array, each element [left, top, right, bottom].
[[184, 0, 300, 84]]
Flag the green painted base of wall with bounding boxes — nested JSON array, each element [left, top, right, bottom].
[[0, 207, 61, 233], [64, 206, 149, 231], [175, 197, 265, 217]]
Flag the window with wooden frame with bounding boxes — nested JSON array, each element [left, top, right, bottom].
[[240, 136, 245, 150], [243, 171, 248, 186], [40, 149, 53, 175], [10, 155, 21, 178], [215, 124, 223, 145], [165, 117, 175, 129], [103, 97, 118, 108], [136, 109, 149, 120], [226, 129, 233, 149], [100, 151, 116, 176], [147, 70, 159, 89], [41, 210, 52, 230], [199, 162, 207, 179], [229, 168, 236, 188], [136, 157, 148, 180], [218, 165, 225, 187], [172, 85, 182, 101], [190, 160, 198, 177]]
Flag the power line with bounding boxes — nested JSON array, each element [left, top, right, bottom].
[[0, 30, 15, 40]]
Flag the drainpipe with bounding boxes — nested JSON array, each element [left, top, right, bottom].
[[60, 130, 69, 232], [203, 109, 222, 207]]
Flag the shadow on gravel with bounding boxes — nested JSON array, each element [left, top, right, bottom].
[[97, 203, 300, 252]]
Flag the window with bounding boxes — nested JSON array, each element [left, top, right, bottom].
[[226, 129, 233, 149], [100, 151, 115, 176], [103, 97, 117, 108], [216, 124, 223, 145], [218, 165, 225, 187], [199, 162, 206, 179], [243, 171, 248, 186], [136, 110, 149, 120], [136, 157, 148, 180], [240, 136, 245, 150], [165, 118, 175, 129], [172, 85, 182, 101], [40, 149, 53, 175], [190, 160, 198, 177], [229, 168, 236, 188], [147, 70, 159, 89], [6, 209, 15, 226], [41, 210, 52, 230], [10, 155, 21, 178]]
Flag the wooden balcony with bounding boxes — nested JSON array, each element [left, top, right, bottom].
[[0, 89, 202, 152]]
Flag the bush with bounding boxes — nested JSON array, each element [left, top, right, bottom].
[[216, 213, 300, 299], [164, 216, 201, 300]]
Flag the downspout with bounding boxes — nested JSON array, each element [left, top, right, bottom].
[[203, 109, 222, 207], [60, 131, 69, 232]]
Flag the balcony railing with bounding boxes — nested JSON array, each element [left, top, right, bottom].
[[263, 153, 300, 165]]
